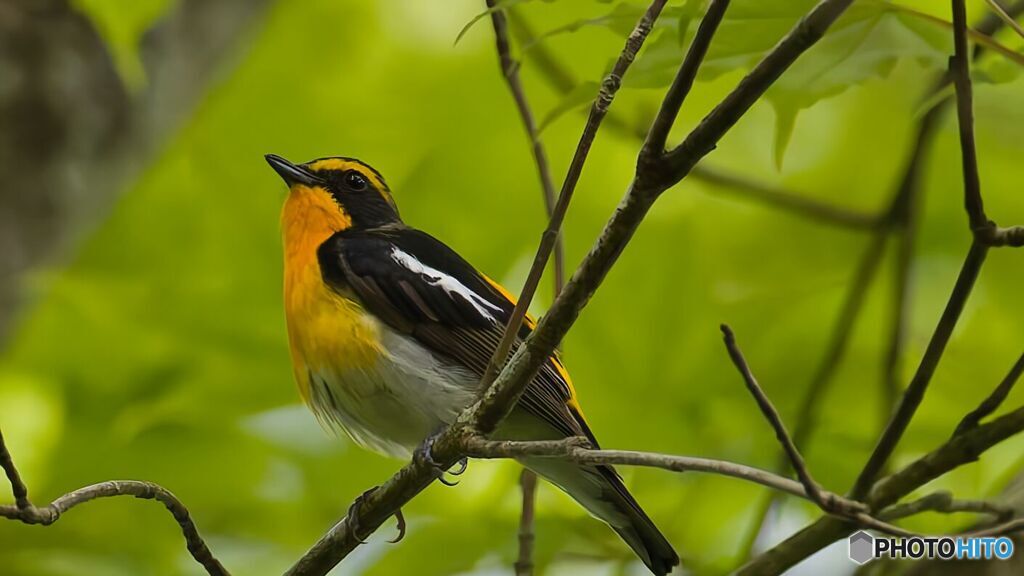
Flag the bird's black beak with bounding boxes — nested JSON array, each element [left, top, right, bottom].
[[265, 154, 321, 187]]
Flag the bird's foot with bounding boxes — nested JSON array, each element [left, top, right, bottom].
[[413, 431, 468, 487], [346, 486, 407, 544]]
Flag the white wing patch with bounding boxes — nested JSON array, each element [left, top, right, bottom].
[[389, 247, 502, 322]]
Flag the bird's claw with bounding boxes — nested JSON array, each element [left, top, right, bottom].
[[414, 433, 469, 487], [345, 486, 406, 544], [387, 508, 407, 544], [449, 457, 469, 476]]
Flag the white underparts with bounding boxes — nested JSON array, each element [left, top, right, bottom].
[[306, 319, 478, 458]]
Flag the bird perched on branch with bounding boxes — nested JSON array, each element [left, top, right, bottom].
[[267, 153, 678, 575]]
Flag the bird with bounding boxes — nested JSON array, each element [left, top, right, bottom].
[[266, 153, 679, 575]]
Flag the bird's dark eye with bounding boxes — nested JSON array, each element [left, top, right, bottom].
[[344, 171, 368, 191]]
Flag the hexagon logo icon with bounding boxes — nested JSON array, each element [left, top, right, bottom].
[[849, 530, 874, 565]]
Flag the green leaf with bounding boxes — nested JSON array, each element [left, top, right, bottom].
[[455, 0, 541, 46], [521, 2, 647, 55], [675, 0, 706, 48], [761, 9, 945, 168], [771, 102, 798, 170]]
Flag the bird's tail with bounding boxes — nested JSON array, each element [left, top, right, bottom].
[[521, 457, 679, 575]]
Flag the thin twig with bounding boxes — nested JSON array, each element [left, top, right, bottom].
[[514, 468, 538, 576], [955, 350, 1024, 435], [658, 0, 856, 186], [461, 435, 838, 504], [0, 427, 30, 510], [879, 490, 1015, 522], [487, 0, 564, 295], [850, 240, 989, 499], [880, 107, 939, 418], [0, 477, 229, 576], [474, 0, 668, 431], [720, 325, 840, 514], [985, 0, 1024, 39], [847, 0, 1011, 499], [479, 0, 667, 393], [735, 231, 889, 562], [690, 166, 882, 229], [490, 3, 646, 573], [951, 0, 989, 233], [460, 436, 1019, 540], [640, 0, 731, 161], [950, 0, 1024, 247], [739, 404, 1024, 575], [963, 517, 1024, 538]]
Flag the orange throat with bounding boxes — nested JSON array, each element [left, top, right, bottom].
[[280, 186, 368, 401]]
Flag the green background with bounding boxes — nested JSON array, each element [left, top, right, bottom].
[[1, 1, 1022, 574]]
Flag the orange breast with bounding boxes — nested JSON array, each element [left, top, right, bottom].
[[281, 186, 382, 402]]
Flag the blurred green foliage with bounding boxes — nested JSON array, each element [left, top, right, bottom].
[[2, 1, 1023, 575]]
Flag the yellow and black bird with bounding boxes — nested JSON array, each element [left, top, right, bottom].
[[266, 154, 679, 574]]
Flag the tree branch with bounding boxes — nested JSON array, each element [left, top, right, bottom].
[[846, 0, 1024, 499], [736, 1, 1024, 555], [950, 0, 1024, 247], [719, 325, 838, 514], [688, 165, 882, 229], [740, 404, 1024, 575], [657, 0, 855, 187], [486, 3, 568, 572], [460, 433, 1018, 541], [514, 468, 538, 576], [479, 0, 667, 393], [955, 350, 1024, 436], [850, 239, 989, 499], [740, 2, 1024, 564], [951, 0, 989, 233], [640, 0, 731, 161], [984, 0, 1024, 40], [879, 490, 1014, 522], [0, 427, 30, 510], [475, 0, 854, 436], [0, 428, 228, 576], [487, 0, 564, 295], [461, 435, 842, 509]]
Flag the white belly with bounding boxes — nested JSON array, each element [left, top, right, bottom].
[[305, 323, 479, 458]]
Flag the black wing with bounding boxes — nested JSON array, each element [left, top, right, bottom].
[[318, 226, 594, 442]]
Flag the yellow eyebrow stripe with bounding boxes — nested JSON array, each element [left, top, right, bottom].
[[305, 158, 396, 211], [306, 159, 387, 190], [307, 158, 356, 171]]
